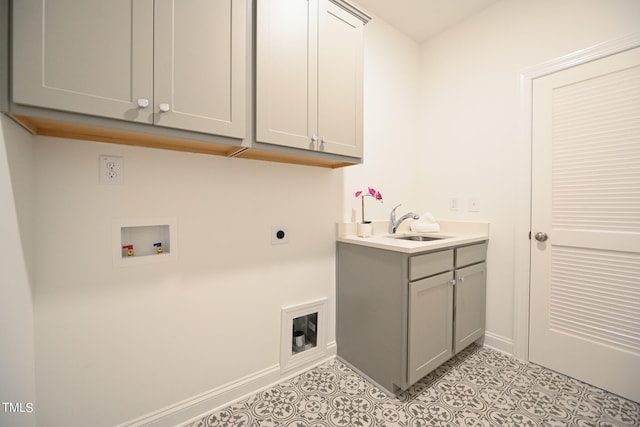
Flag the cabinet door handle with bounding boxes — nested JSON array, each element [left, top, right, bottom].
[[137, 98, 150, 108], [311, 134, 318, 143], [458, 276, 465, 283], [449, 279, 456, 286], [320, 136, 327, 145], [159, 103, 171, 113]]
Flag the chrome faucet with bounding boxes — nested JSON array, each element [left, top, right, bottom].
[[389, 204, 419, 234]]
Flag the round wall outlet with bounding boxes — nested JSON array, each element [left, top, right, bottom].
[[271, 226, 289, 245]]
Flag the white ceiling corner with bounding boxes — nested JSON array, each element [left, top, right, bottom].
[[353, 0, 501, 43]]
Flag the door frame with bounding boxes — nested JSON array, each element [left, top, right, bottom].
[[513, 31, 640, 361]]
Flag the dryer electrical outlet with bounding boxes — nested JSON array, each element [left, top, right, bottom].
[[271, 226, 289, 244], [100, 155, 124, 185]]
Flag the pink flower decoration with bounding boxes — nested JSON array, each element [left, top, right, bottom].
[[355, 187, 383, 202], [355, 187, 383, 223]]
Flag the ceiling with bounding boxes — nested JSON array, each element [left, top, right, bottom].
[[354, 0, 500, 43]]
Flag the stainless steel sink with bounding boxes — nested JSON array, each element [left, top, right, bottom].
[[392, 235, 445, 241]]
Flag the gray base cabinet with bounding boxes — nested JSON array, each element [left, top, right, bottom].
[[455, 262, 487, 353], [408, 270, 453, 386], [336, 240, 487, 394]]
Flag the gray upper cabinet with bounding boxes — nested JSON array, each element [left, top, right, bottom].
[[255, 0, 317, 150], [12, 0, 246, 139], [12, 0, 154, 124], [317, 0, 364, 157], [153, 0, 246, 137], [7, 0, 366, 168], [255, 0, 368, 158]]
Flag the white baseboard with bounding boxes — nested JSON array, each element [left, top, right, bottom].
[[480, 331, 514, 356], [117, 342, 337, 427], [118, 334, 513, 427]]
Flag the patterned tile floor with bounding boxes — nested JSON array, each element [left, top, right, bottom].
[[185, 345, 640, 427]]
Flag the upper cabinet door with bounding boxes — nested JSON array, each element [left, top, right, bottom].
[[256, 0, 367, 157], [255, 0, 318, 150], [12, 0, 154, 123], [317, 0, 363, 158], [153, 0, 246, 138]]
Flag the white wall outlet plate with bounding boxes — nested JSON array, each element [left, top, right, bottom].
[[449, 197, 459, 211], [468, 197, 481, 212], [99, 155, 124, 185], [271, 226, 289, 245]]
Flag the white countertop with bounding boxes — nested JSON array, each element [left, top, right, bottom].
[[336, 220, 489, 254]]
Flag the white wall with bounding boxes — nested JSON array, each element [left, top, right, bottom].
[[418, 0, 640, 349], [0, 116, 36, 427], [341, 16, 420, 222], [32, 139, 340, 426]]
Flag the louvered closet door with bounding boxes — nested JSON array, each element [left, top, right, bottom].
[[530, 47, 640, 402]]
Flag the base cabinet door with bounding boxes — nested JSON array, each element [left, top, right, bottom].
[[408, 271, 453, 386], [454, 262, 487, 353]]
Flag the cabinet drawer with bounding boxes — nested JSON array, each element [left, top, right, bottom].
[[409, 249, 453, 281], [456, 242, 487, 267]]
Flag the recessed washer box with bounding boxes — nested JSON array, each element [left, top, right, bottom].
[[112, 217, 177, 267]]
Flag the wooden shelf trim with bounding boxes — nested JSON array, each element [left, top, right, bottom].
[[11, 114, 356, 169]]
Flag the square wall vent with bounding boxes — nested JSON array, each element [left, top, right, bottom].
[[280, 298, 328, 373]]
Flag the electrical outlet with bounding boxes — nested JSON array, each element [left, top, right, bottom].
[[468, 197, 481, 212], [100, 155, 124, 185], [271, 226, 289, 245], [449, 198, 459, 211]]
